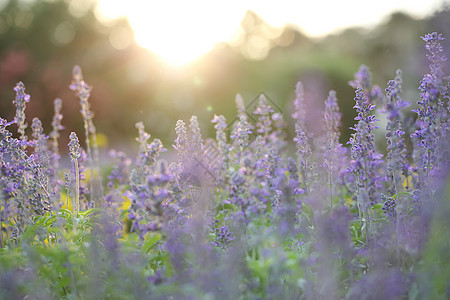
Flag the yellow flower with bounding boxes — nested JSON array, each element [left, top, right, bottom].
[[403, 175, 413, 190], [89, 132, 108, 149], [345, 196, 354, 205], [60, 191, 73, 211], [121, 195, 131, 211]]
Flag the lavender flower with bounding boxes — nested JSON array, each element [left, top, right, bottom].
[[228, 170, 250, 223], [189, 115, 204, 155], [292, 81, 306, 131], [31, 118, 47, 154], [349, 65, 372, 92], [211, 219, 235, 250], [253, 94, 274, 137], [50, 98, 64, 157], [211, 114, 228, 158], [75, 148, 90, 209], [323, 90, 345, 207], [269, 112, 288, 150], [313, 206, 354, 298], [105, 150, 131, 209], [70, 66, 95, 150], [135, 121, 150, 152], [384, 70, 410, 183], [0, 118, 12, 157], [411, 33, 448, 183], [230, 115, 252, 164], [324, 91, 341, 149], [173, 119, 188, 163], [286, 157, 303, 197], [3, 118, 52, 217], [294, 126, 314, 194], [69, 132, 81, 160], [292, 81, 315, 194], [381, 194, 396, 222], [349, 65, 384, 106], [12, 82, 31, 145], [211, 114, 229, 180], [70, 65, 103, 205], [1, 116, 52, 235], [69, 132, 81, 215], [348, 88, 384, 201], [31, 117, 58, 206], [107, 150, 131, 189], [0, 31, 448, 300], [128, 123, 169, 237], [128, 160, 172, 237], [348, 87, 384, 238], [422, 32, 447, 79], [133, 123, 165, 179]]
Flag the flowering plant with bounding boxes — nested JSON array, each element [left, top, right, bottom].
[[0, 33, 448, 299]]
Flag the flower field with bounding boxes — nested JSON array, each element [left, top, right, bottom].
[[0, 32, 449, 299]]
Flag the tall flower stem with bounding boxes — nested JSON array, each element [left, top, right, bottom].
[[69, 132, 81, 216], [412, 32, 448, 205], [70, 66, 103, 207], [383, 69, 410, 245], [50, 98, 64, 168], [329, 171, 333, 209], [74, 158, 80, 217], [12, 82, 31, 150], [323, 90, 343, 209], [348, 86, 383, 241]]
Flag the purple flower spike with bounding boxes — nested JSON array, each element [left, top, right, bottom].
[[292, 81, 306, 131], [348, 86, 384, 238], [422, 32, 447, 78], [68, 132, 81, 160], [349, 65, 384, 106], [349, 65, 372, 91], [412, 32, 448, 179], [323, 90, 346, 207], [384, 70, 410, 192], [12, 82, 31, 143]]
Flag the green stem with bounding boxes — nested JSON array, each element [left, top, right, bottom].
[[427, 151, 432, 202], [393, 172, 402, 263], [66, 190, 69, 210], [329, 170, 333, 209], [0, 219, 3, 248], [82, 120, 95, 207], [74, 158, 80, 217]]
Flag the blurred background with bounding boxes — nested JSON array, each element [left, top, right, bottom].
[[0, 0, 449, 153]]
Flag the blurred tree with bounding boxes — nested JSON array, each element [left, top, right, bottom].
[[0, 0, 143, 150]]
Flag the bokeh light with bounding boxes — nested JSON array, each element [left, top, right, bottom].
[[94, 0, 446, 65]]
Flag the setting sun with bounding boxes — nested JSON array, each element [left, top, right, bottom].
[[129, 3, 237, 66], [95, 0, 244, 66], [94, 0, 444, 67]]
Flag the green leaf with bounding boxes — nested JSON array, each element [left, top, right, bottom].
[[371, 204, 383, 210], [143, 233, 162, 253], [79, 208, 102, 217]]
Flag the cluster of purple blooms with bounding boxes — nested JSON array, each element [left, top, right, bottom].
[[0, 32, 449, 299]]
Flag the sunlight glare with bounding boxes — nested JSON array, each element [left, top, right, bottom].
[[95, 0, 445, 66], [96, 0, 243, 67]]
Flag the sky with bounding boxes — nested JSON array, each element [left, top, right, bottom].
[[94, 0, 448, 66]]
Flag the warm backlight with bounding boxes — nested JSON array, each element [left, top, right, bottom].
[[95, 0, 444, 67], [96, 0, 243, 67]]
